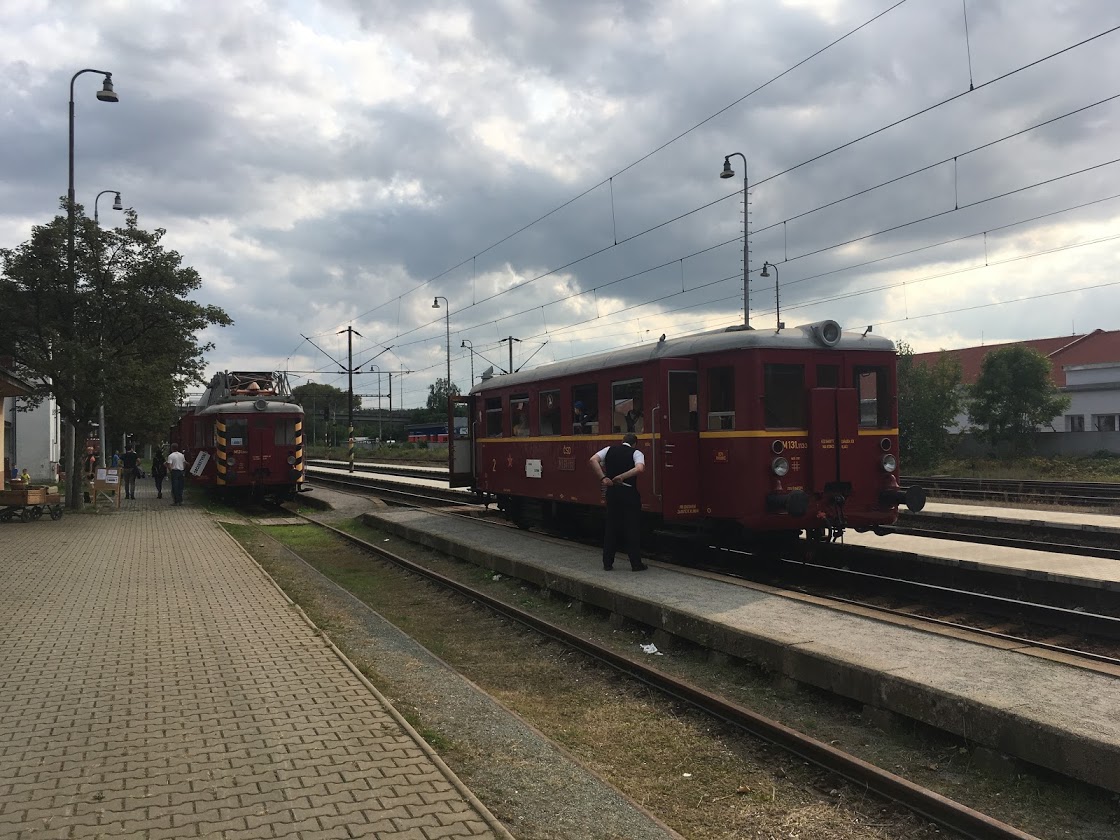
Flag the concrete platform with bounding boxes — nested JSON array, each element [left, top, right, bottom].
[[363, 505, 1120, 796], [0, 482, 512, 839], [920, 501, 1120, 534]]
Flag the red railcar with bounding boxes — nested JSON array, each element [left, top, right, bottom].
[[449, 321, 924, 543], [172, 371, 305, 499]]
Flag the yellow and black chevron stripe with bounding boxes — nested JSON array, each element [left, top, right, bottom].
[[215, 418, 227, 486], [294, 417, 304, 484]]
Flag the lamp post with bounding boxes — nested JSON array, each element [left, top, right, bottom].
[[719, 153, 749, 329], [432, 296, 451, 400], [460, 339, 474, 387], [759, 261, 784, 330], [67, 68, 118, 508], [93, 190, 122, 225], [93, 189, 123, 466]]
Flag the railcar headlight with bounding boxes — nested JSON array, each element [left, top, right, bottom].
[[287, 454, 296, 465], [881, 454, 897, 473], [771, 457, 790, 477]]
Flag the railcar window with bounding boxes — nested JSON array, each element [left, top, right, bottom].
[[485, 397, 503, 437], [764, 364, 805, 429], [707, 366, 734, 430], [571, 384, 598, 435], [668, 371, 698, 433], [274, 418, 297, 445], [854, 366, 891, 428], [539, 390, 560, 436], [611, 379, 644, 433], [226, 419, 247, 448], [817, 365, 840, 388], [511, 394, 530, 436]]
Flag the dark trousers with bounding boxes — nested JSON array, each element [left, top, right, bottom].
[[170, 469, 185, 503], [154, 474, 165, 496], [123, 471, 136, 498], [603, 484, 642, 569]]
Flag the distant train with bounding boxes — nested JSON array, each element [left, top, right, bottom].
[[171, 371, 304, 499], [449, 321, 925, 544]]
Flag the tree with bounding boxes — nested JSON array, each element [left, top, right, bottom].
[[291, 382, 360, 419], [967, 345, 1071, 451], [426, 377, 460, 412], [896, 342, 963, 470], [0, 203, 232, 508]]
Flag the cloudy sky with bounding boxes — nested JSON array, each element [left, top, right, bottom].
[[3, 0, 1118, 407]]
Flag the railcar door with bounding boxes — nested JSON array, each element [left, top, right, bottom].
[[250, 420, 271, 481], [657, 358, 700, 519], [449, 394, 475, 487], [808, 387, 859, 494]]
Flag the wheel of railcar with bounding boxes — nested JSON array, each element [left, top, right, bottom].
[[18, 507, 30, 522], [0, 510, 12, 522], [50, 505, 64, 520], [30, 505, 44, 520]]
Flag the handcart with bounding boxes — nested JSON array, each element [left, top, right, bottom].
[[0, 488, 64, 523]]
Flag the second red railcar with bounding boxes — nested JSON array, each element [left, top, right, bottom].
[[449, 321, 924, 543]]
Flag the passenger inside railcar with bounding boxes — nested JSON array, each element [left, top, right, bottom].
[[539, 390, 560, 435], [514, 412, 530, 436], [573, 401, 590, 434]]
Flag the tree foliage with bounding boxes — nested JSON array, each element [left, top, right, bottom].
[[290, 382, 360, 419], [896, 342, 963, 469], [967, 345, 1071, 450], [426, 377, 460, 412], [0, 202, 232, 506]]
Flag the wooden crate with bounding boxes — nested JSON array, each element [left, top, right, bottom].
[[0, 488, 49, 505]]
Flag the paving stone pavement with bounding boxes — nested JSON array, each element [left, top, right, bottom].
[[0, 481, 511, 839]]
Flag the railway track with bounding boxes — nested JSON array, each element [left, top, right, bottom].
[[903, 475, 1120, 508], [286, 495, 1040, 840], [303, 466, 1120, 661]]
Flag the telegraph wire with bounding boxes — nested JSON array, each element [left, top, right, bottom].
[[335, 0, 914, 330], [752, 23, 1120, 191], [752, 91, 1120, 236], [295, 20, 1120, 391]]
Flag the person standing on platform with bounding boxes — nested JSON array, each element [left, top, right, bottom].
[[151, 448, 167, 500], [84, 447, 98, 503], [166, 444, 187, 505], [588, 432, 648, 571], [20, 467, 31, 485], [120, 444, 139, 500]]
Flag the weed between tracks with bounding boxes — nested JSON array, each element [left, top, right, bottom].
[[225, 516, 1120, 840]]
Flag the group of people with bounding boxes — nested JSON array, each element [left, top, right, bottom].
[[82, 444, 187, 505], [7, 465, 32, 485]]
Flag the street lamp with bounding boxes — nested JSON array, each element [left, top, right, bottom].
[[94, 190, 122, 225], [67, 68, 118, 507], [759, 261, 784, 331], [93, 189, 123, 467], [432, 296, 451, 400], [719, 153, 749, 329], [461, 339, 474, 387]]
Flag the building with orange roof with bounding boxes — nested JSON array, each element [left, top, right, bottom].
[[914, 329, 1120, 450]]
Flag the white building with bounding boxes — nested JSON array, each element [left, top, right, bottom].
[[3, 394, 61, 484]]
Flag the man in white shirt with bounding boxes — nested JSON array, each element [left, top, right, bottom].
[[588, 433, 648, 571], [166, 444, 187, 506]]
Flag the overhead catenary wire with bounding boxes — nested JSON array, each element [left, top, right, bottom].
[[346, 29, 1120, 361], [288, 18, 1120, 399]]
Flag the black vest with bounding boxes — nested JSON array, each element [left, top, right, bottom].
[[604, 444, 637, 487]]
